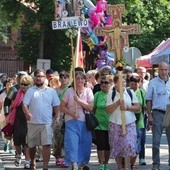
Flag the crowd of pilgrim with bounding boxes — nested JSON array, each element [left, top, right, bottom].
[[0, 61, 169, 170]]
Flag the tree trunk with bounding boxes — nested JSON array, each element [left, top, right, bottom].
[[39, 25, 44, 59]]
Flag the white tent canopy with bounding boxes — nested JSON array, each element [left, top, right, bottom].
[[151, 42, 170, 65], [136, 38, 170, 68]]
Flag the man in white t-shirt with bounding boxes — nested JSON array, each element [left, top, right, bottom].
[[23, 69, 60, 170]]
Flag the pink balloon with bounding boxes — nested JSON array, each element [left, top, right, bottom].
[[96, 0, 107, 13], [106, 16, 113, 26], [88, 6, 97, 15], [90, 13, 100, 27]]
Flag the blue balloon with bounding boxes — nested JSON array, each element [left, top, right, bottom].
[[84, 7, 89, 14], [87, 28, 99, 45], [109, 52, 115, 59], [96, 60, 106, 69]]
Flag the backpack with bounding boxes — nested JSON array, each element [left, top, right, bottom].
[[111, 87, 132, 102], [111, 87, 140, 122]]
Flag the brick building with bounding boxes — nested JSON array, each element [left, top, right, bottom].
[[0, 28, 25, 77]]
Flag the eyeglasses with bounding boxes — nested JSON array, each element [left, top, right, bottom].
[[21, 83, 29, 86], [101, 73, 109, 76], [59, 74, 69, 79], [35, 75, 45, 78], [100, 81, 109, 85]]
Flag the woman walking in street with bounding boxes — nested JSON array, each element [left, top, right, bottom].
[[60, 71, 94, 170], [11, 75, 33, 169], [106, 75, 140, 170], [94, 75, 113, 170]]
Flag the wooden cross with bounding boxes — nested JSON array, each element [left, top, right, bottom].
[[95, 4, 141, 135], [95, 4, 140, 61]]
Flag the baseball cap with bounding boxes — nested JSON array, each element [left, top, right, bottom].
[[46, 69, 54, 74], [123, 66, 133, 73], [17, 71, 28, 76]]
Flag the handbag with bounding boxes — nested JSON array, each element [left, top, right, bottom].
[[163, 104, 170, 128], [1, 123, 14, 140], [83, 109, 99, 131]]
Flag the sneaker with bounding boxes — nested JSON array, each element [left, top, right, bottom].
[[36, 156, 43, 162], [152, 164, 160, 170], [9, 149, 15, 154], [24, 162, 30, 169], [14, 156, 21, 167], [104, 164, 110, 170], [139, 158, 146, 165], [99, 164, 105, 170], [82, 165, 89, 170], [78, 164, 89, 170], [56, 158, 64, 165], [3, 143, 9, 152], [72, 168, 78, 170]]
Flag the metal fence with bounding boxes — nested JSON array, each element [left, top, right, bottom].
[[0, 52, 24, 77]]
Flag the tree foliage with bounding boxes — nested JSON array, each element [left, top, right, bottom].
[[110, 0, 170, 54], [0, 0, 170, 71], [0, 5, 11, 43]]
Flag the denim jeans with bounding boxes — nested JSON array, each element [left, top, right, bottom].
[[136, 128, 144, 154], [139, 114, 147, 159], [152, 110, 170, 166]]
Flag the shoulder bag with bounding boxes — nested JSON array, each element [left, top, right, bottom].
[[163, 104, 170, 128], [83, 109, 99, 131]]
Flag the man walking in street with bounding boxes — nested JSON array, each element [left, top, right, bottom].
[[137, 66, 149, 166], [146, 62, 170, 170], [23, 69, 60, 170]]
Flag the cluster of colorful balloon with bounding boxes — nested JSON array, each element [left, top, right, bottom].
[[96, 50, 115, 70], [84, 0, 112, 28], [83, 0, 115, 71]]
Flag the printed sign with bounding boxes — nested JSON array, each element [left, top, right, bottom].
[[52, 18, 89, 30]]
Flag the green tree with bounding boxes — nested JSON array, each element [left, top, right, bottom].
[[0, 5, 11, 43], [0, 0, 71, 71], [111, 0, 170, 54], [1, 0, 170, 71]]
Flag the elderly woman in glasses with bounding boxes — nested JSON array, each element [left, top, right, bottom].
[[60, 71, 94, 170], [106, 74, 140, 170], [10, 75, 33, 169], [94, 75, 114, 170]]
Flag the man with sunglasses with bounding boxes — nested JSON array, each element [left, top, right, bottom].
[[23, 69, 60, 170]]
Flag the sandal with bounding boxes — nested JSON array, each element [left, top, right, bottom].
[[131, 165, 137, 170], [58, 163, 68, 168], [14, 156, 21, 167]]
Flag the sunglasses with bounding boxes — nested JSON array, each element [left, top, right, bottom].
[[100, 81, 109, 85], [35, 75, 45, 78], [59, 74, 69, 79], [21, 83, 29, 86]]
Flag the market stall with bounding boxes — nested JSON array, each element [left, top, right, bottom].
[[136, 38, 170, 68]]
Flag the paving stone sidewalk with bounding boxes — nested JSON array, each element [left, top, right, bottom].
[[0, 131, 169, 170]]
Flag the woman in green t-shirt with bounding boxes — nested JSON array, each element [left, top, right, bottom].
[[94, 75, 114, 170]]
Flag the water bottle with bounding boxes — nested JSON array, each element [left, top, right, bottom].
[[4, 106, 9, 115]]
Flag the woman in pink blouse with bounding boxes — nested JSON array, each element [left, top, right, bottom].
[[60, 71, 94, 170]]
